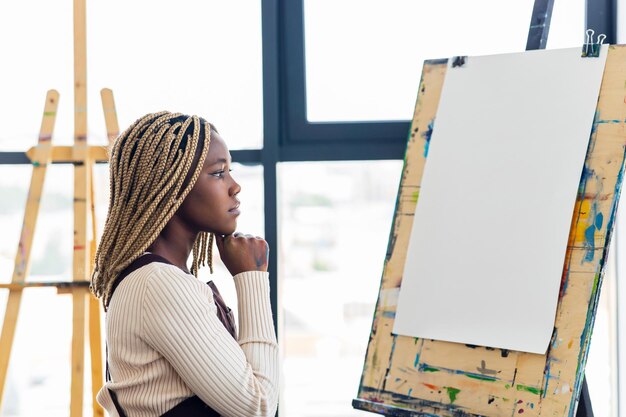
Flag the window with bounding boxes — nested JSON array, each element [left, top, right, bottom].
[[304, 0, 536, 122], [279, 161, 402, 416], [0, 0, 264, 150]]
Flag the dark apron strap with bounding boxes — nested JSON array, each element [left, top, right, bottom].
[[105, 253, 234, 417], [207, 280, 237, 339]]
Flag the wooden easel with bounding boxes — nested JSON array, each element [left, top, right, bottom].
[[0, 0, 119, 415], [353, 46, 626, 416]]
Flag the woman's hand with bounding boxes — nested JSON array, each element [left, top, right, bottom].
[[215, 232, 269, 276]]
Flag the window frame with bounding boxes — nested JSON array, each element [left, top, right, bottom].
[[278, 0, 409, 159]]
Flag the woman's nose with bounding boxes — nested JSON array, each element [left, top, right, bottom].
[[231, 180, 241, 196]]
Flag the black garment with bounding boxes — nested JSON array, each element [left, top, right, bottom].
[[106, 253, 237, 417], [576, 377, 594, 417]]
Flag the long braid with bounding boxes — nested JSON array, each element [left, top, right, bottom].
[[91, 112, 216, 310], [208, 232, 214, 274], [191, 231, 214, 276]]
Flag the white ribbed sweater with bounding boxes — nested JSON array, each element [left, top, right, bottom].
[[96, 262, 279, 417]]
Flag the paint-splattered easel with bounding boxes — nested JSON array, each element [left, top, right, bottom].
[[0, 0, 119, 416], [352, 45, 626, 416]]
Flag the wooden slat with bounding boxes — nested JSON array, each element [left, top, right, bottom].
[[71, 0, 88, 414], [0, 281, 90, 290], [89, 292, 104, 417], [73, 0, 87, 144], [0, 90, 59, 413], [71, 288, 88, 417], [25, 145, 108, 163], [101, 88, 120, 147], [88, 159, 104, 417], [88, 86, 121, 417]]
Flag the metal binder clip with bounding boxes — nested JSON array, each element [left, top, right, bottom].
[[582, 29, 605, 58], [451, 56, 467, 68]]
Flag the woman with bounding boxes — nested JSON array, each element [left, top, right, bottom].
[[91, 112, 278, 417]]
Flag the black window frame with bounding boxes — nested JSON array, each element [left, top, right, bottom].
[[279, 0, 417, 160]]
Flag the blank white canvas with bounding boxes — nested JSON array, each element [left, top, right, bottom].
[[393, 46, 607, 354]]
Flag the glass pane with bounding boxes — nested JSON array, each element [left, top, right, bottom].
[[0, 1, 263, 150], [279, 161, 403, 416], [0, 162, 263, 416], [305, 0, 584, 122], [546, 0, 585, 49], [0, 165, 91, 416], [619, 0, 626, 44]]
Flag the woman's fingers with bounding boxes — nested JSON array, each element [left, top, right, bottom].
[[214, 231, 269, 275]]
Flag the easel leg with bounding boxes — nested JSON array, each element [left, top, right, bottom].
[[70, 288, 88, 417], [0, 292, 25, 409], [0, 90, 58, 414], [71, 123, 90, 417], [576, 376, 594, 417], [89, 294, 104, 417], [88, 160, 104, 417]]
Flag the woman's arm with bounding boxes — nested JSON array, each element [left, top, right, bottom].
[[143, 266, 278, 417]]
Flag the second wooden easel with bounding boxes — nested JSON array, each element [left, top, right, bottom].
[[0, 0, 120, 415]]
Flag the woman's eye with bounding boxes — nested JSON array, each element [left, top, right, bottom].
[[210, 168, 233, 179]]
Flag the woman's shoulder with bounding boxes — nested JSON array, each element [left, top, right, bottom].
[[141, 262, 210, 293], [114, 261, 211, 305]]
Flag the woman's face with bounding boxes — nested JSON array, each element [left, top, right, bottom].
[[176, 131, 241, 235]]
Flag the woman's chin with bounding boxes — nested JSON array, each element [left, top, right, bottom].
[[217, 224, 237, 236]]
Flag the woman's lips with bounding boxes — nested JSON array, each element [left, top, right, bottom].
[[229, 202, 240, 215]]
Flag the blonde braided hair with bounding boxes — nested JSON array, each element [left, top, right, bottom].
[[91, 111, 216, 310]]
